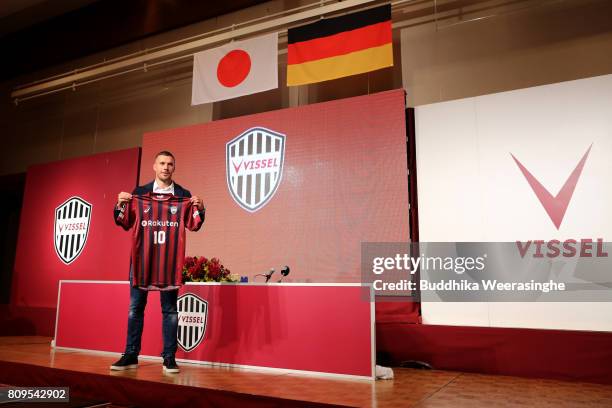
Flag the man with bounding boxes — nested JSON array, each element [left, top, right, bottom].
[[110, 151, 205, 373]]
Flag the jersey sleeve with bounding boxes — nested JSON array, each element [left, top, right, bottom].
[[114, 199, 137, 231], [184, 201, 205, 232], [113, 187, 141, 228]]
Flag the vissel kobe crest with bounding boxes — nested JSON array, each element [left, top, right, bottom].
[[226, 127, 285, 212], [54, 196, 92, 265], [177, 293, 208, 352]]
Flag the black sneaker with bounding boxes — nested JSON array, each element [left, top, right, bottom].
[[110, 354, 138, 371], [162, 356, 180, 373]]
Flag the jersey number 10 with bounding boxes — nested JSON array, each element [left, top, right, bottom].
[[153, 231, 166, 244]]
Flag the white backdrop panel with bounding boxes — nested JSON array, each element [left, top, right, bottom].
[[415, 74, 612, 331]]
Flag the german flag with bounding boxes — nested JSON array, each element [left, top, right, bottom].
[[287, 5, 393, 86]]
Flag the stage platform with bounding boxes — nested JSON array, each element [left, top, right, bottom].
[[1, 336, 611, 407]]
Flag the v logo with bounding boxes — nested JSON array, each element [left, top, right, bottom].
[[232, 159, 243, 173], [511, 144, 592, 230]]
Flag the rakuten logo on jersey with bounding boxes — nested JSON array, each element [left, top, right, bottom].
[[140, 220, 179, 227], [512, 144, 608, 259]]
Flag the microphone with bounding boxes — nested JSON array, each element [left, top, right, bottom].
[[264, 268, 275, 283], [278, 265, 290, 283], [255, 268, 275, 283]]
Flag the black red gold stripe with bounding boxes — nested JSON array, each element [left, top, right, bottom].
[[288, 5, 391, 44], [287, 21, 391, 65], [287, 5, 393, 86]]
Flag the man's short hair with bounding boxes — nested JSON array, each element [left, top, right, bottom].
[[155, 151, 175, 161]]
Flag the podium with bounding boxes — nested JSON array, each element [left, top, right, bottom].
[[54, 281, 375, 379]]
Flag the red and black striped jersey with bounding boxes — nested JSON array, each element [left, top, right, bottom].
[[115, 193, 204, 289]]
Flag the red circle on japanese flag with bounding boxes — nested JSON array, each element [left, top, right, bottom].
[[217, 49, 251, 88]]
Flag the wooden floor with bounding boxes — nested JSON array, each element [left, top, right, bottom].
[[1, 336, 612, 407]]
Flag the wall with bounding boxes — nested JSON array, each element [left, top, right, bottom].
[[0, 0, 400, 176], [400, 0, 612, 106], [397, 0, 612, 331], [2, 1, 612, 176], [1, 0, 612, 330]]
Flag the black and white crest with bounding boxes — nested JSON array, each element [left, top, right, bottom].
[[177, 293, 208, 352], [226, 127, 285, 212], [54, 196, 92, 265]]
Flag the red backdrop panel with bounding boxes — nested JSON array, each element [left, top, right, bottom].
[[12, 148, 140, 308], [140, 89, 409, 282]]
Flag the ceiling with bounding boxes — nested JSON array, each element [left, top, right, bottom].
[[0, 0, 100, 37], [0, 0, 271, 81]]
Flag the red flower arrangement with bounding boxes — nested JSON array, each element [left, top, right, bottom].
[[182, 256, 237, 283]]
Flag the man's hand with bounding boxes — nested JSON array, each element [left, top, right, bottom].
[[117, 192, 132, 207], [190, 195, 205, 211]]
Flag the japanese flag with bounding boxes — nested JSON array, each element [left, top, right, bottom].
[[191, 33, 278, 105]]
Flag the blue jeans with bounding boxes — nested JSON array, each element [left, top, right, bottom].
[[125, 271, 178, 358]]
